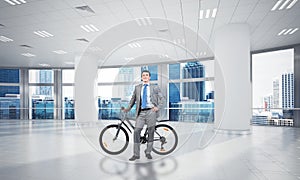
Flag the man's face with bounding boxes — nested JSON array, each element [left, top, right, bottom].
[[141, 72, 150, 83]]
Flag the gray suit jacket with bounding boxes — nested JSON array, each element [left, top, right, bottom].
[[127, 83, 164, 118]]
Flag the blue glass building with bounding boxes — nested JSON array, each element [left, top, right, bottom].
[[64, 97, 74, 119], [183, 62, 205, 101], [0, 69, 20, 119]]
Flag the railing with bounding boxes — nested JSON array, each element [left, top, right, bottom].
[[0, 107, 215, 123], [0, 107, 298, 128], [251, 108, 300, 127]]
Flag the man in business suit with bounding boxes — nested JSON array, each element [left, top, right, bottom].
[[124, 69, 164, 161]]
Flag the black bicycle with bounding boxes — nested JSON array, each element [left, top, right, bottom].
[[99, 108, 178, 155]]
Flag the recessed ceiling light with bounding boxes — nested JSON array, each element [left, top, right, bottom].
[[21, 53, 36, 57], [128, 43, 141, 48], [173, 39, 185, 45], [279, 0, 290, 10], [205, 9, 211, 18], [158, 28, 168, 32], [53, 50, 67, 54], [271, 0, 283, 11], [4, 0, 26, 6], [0, 35, 13, 42], [80, 24, 99, 32], [211, 8, 218, 18], [199, 8, 217, 19], [278, 28, 298, 35], [196, 52, 206, 56], [64, 62, 74, 65], [287, 0, 298, 9], [271, 0, 298, 11], [34, 31, 54, 38], [39, 63, 50, 67], [283, 28, 293, 35], [278, 29, 287, 35], [289, 28, 298, 34], [135, 18, 152, 26], [125, 57, 134, 61], [159, 54, 169, 58]]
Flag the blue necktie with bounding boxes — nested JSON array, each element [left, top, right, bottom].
[[142, 84, 148, 109]]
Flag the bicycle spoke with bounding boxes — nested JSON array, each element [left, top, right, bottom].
[[99, 125, 129, 155]]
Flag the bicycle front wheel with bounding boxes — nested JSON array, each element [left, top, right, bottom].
[[152, 124, 178, 155], [99, 124, 129, 155]]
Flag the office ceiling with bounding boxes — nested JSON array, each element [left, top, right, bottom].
[[0, 0, 299, 68]]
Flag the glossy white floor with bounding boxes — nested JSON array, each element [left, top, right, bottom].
[[0, 120, 299, 180]]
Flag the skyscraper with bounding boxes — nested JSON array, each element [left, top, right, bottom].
[[112, 67, 136, 99], [182, 62, 205, 101], [35, 70, 53, 96], [282, 72, 294, 108], [272, 78, 280, 108], [169, 64, 181, 103], [263, 94, 273, 112]]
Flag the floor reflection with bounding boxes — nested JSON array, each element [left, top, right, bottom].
[[99, 156, 178, 180]]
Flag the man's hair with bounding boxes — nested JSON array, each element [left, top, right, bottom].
[[141, 69, 151, 77]]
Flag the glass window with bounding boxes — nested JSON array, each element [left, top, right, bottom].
[[169, 64, 180, 80], [29, 86, 54, 119], [181, 61, 214, 79], [62, 69, 75, 119], [29, 70, 53, 83], [0, 69, 20, 119], [63, 86, 74, 119], [98, 84, 136, 120], [182, 61, 205, 79], [98, 67, 141, 83], [168, 60, 214, 123], [252, 48, 294, 126], [0, 86, 20, 119], [0, 69, 19, 83], [0, 86, 19, 97], [62, 69, 75, 83]]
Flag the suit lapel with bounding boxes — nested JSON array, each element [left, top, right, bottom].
[[137, 84, 142, 100], [150, 84, 154, 95]]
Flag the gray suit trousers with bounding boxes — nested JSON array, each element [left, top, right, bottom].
[[133, 109, 156, 156]]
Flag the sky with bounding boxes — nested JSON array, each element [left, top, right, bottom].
[[252, 48, 294, 108]]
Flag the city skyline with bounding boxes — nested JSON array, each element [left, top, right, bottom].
[[252, 48, 294, 109]]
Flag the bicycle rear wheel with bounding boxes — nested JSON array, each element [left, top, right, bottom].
[[99, 124, 129, 155], [152, 124, 178, 155]]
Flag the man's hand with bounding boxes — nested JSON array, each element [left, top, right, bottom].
[[121, 107, 130, 112], [152, 106, 159, 112]]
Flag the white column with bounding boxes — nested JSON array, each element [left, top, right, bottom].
[[214, 24, 251, 134], [74, 55, 98, 122]]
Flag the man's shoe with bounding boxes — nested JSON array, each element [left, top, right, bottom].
[[129, 155, 140, 161], [145, 154, 152, 159]]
